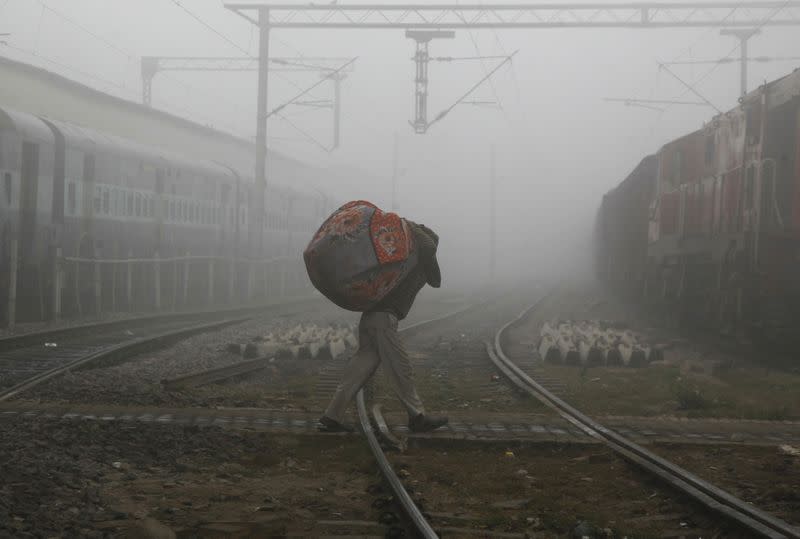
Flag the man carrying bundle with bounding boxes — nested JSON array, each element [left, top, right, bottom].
[[307, 209, 449, 434]]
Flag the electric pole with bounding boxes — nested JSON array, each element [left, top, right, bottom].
[[720, 28, 760, 97], [254, 8, 270, 258], [490, 145, 496, 281]]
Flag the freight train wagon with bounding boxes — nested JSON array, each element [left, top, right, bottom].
[[0, 106, 331, 324], [597, 68, 800, 334]]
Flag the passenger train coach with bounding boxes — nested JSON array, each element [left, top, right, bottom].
[[596, 68, 800, 337], [0, 106, 332, 325]]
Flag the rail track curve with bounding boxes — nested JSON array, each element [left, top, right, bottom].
[[487, 296, 800, 539]]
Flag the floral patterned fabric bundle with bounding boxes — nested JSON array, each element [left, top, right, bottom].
[[303, 201, 418, 311]]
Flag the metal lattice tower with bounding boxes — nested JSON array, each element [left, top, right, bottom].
[[406, 30, 454, 134]]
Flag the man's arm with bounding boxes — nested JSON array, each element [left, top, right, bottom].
[[410, 222, 441, 288]]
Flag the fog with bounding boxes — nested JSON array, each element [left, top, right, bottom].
[[2, 0, 799, 290]]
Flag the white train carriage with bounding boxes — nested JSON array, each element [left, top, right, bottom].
[[0, 107, 57, 322], [0, 105, 331, 323]]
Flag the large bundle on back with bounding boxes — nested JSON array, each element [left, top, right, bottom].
[[304, 201, 418, 311]]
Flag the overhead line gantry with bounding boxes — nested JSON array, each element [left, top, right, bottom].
[[223, 1, 800, 252]]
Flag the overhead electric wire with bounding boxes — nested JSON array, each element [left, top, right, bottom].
[[169, 0, 249, 57], [266, 58, 358, 119], [665, 54, 800, 65], [37, 0, 134, 60], [276, 113, 330, 153], [6, 41, 243, 135], [33, 0, 253, 125], [657, 62, 723, 113], [662, 0, 793, 113], [431, 55, 510, 62], [166, 0, 329, 118], [490, 27, 522, 105], [463, 29, 510, 124], [42, 0, 321, 143], [428, 51, 518, 130]]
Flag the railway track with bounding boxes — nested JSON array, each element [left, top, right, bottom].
[[354, 304, 485, 539], [0, 299, 322, 402], [487, 296, 800, 539]]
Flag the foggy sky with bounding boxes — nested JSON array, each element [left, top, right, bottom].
[[2, 0, 799, 289]]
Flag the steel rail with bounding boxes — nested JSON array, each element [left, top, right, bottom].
[[488, 298, 800, 539], [0, 317, 248, 401], [0, 296, 321, 354], [161, 356, 272, 390], [354, 301, 483, 539], [356, 390, 438, 538]]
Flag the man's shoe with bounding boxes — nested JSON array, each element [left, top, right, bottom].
[[318, 416, 355, 433], [408, 414, 448, 433]]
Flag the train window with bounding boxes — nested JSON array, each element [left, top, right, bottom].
[[83, 154, 96, 183], [135, 193, 142, 217], [127, 192, 134, 216], [4, 173, 10, 206], [745, 165, 756, 210], [94, 186, 102, 214], [704, 136, 715, 166], [67, 182, 76, 215], [672, 151, 682, 187], [102, 189, 110, 215], [156, 169, 164, 193], [146, 196, 153, 218]]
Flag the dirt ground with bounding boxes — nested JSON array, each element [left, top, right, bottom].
[[505, 283, 800, 420], [389, 439, 798, 538], [4, 413, 798, 538], [654, 443, 800, 525], [0, 415, 387, 539]]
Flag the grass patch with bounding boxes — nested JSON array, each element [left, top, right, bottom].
[[673, 381, 710, 411], [550, 362, 800, 420]]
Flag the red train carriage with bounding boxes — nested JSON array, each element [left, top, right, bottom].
[[599, 68, 800, 334], [595, 155, 658, 298]]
